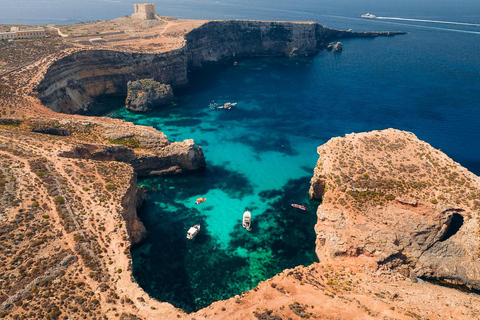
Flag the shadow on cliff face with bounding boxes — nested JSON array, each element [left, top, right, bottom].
[[138, 164, 254, 200], [86, 95, 127, 116], [439, 213, 464, 242], [228, 133, 299, 156], [131, 190, 251, 312]]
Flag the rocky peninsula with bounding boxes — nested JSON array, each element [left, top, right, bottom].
[[1, 11, 479, 320]]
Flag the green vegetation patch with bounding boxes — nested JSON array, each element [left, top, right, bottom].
[[55, 196, 65, 205], [108, 137, 139, 149], [105, 184, 117, 191]]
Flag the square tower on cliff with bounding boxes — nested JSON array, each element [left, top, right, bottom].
[[132, 3, 156, 20]]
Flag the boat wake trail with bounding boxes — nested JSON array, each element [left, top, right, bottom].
[[376, 16, 480, 27]]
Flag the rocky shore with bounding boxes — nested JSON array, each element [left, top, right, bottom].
[[3, 14, 479, 320], [309, 129, 480, 289]]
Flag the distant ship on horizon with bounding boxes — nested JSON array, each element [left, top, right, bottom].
[[361, 13, 377, 19]]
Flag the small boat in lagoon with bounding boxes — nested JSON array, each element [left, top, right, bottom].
[[195, 198, 207, 205], [217, 102, 237, 109], [242, 211, 252, 231], [187, 224, 201, 240], [291, 204, 307, 210]]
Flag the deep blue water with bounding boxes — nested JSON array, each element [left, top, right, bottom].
[[3, 0, 480, 313]]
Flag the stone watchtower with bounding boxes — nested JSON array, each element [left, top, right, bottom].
[[132, 3, 156, 20]]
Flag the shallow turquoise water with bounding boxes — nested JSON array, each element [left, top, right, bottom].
[[110, 60, 323, 312]]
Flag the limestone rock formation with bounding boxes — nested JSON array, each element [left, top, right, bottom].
[[125, 79, 174, 113], [309, 128, 480, 289], [121, 173, 147, 243], [58, 119, 206, 176], [334, 41, 343, 51]]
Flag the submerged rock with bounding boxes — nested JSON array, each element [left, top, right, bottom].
[[125, 79, 174, 113], [309, 128, 480, 289]]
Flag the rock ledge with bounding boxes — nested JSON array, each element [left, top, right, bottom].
[[310, 128, 480, 289]]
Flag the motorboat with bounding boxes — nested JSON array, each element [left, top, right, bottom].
[[361, 13, 376, 19], [195, 198, 207, 205], [187, 224, 201, 240], [291, 204, 307, 210], [217, 102, 237, 109], [242, 211, 252, 231]]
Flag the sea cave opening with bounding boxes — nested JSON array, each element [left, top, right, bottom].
[[439, 212, 464, 242]]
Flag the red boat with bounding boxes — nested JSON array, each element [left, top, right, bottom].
[[195, 198, 207, 205], [291, 204, 307, 210]]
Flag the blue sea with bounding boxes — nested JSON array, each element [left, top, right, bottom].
[[3, 0, 480, 312]]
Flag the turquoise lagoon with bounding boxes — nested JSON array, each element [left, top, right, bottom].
[[109, 60, 324, 312]]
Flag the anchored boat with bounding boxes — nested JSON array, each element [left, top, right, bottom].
[[291, 204, 307, 210], [187, 224, 201, 240], [217, 102, 237, 109], [242, 211, 252, 231], [195, 198, 206, 205]]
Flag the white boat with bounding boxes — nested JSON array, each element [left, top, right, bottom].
[[187, 224, 201, 240], [242, 211, 252, 231], [217, 102, 237, 109], [361, 13, 376, 19]]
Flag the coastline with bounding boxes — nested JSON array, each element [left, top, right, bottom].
[[3, 14, 480, 320]]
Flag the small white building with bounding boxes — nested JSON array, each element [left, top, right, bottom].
[[14, 28, 47, 40], [0, 27, 58, 41], [0, 32, 16, 41], [132, 3, 156, 20]]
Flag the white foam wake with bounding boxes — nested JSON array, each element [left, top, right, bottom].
[[376, 16, 480, 27]]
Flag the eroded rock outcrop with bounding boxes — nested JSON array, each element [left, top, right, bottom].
[[57, 119, 206, 176], [185, 20, 320, 68], [125, 79, 174, 112], [309, 129, 480, 289], [121, 172, 147, 243], [334, 42, 343, 51]]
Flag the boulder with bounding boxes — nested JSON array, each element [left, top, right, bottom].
[[334, 42, 343, 51], [125, 79, 174, 113]]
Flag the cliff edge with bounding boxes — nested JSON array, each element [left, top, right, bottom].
[[309, 128, 480, 289]]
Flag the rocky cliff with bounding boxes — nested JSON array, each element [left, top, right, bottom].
[[50, 117, 206, 176], [185, 20, 320, 67], [37, 20, 404, 114], [309, 129, 480, 290], [125, 79, 174, 112], [2, 123, 480, 320], [185, 20, 404, 67], [37, 48, 187, 114], [121, 172, 147, 244]]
